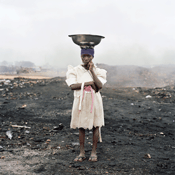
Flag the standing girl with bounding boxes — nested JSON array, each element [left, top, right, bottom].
[[65, 47, 107, 162]]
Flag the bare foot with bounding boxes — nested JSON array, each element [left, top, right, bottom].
[[89, 153, 97, 162], [74, 154, 86, 162]]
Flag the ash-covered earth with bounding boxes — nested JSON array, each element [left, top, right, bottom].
[[0, 77, 175, 175]]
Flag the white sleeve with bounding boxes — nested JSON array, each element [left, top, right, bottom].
[[96, 68, 107, 85], [65, 65, 77, 87]]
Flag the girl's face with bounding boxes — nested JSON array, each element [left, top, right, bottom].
[[81, 54, 93, 65]]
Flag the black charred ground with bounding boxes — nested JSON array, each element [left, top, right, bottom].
[[0, 77, 175, 175]]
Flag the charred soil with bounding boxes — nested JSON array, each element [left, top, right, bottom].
[[0, 77, 175, 175]]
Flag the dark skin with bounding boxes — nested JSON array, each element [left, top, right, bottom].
[[71, 54, 102, 162]]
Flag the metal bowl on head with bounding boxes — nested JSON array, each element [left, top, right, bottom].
[[68, 34, 105, 48]]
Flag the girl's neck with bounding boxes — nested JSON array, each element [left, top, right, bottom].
[[82, 64, 89, 70]]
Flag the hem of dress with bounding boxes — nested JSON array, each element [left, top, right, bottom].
[[70, 124, 104, 130]]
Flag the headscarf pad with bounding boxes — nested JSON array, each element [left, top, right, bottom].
[[81, 48, 94, 57]]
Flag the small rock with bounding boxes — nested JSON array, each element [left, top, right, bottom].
[[43, 126, 50, 131], [78, 166, 85, 170], [22, 104, 27, 108], [53, 123, 64, 131], [72, 163, 81, 168], [108, 162, 116, 166], [6, 130, 13, 139], [72, 142, 80, 146], [33, 137, 45, 142], [111, 140, 116, 143], [144, 154, 151, 159], [146, 95, 152, 98]]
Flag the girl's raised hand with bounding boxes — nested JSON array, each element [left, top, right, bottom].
[[89, 61, 94, 71]]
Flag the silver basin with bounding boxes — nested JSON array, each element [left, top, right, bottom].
[[68, 34, 105, 48]]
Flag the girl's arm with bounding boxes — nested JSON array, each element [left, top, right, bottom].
[[90, 69, 102, 90], [70, 81, 97, 91], [89, 61, 102, 91]]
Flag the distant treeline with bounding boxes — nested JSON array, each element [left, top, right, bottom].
[[0, 61, 36, 73], [0, 61, 35, 67], [0, 66, 17, 73]]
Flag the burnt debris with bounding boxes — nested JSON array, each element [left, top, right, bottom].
[[0, 77, 175, 174]]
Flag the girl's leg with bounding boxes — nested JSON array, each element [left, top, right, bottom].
[[74, 128, 85, 161], [89, 126, 99, 161], [79, 128, 85, 156]]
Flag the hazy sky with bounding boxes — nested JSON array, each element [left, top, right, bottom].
[[0, 0, 175, 68]]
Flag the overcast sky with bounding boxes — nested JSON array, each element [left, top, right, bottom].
[[0, 0, 175, 68]]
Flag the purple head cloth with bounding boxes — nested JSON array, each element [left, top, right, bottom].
[[81, 48, 94, 57]]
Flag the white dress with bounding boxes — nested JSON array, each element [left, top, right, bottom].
[[65, 64, 107, 130]]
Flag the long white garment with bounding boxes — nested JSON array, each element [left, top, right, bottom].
[[65, 65, 107, 131]]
